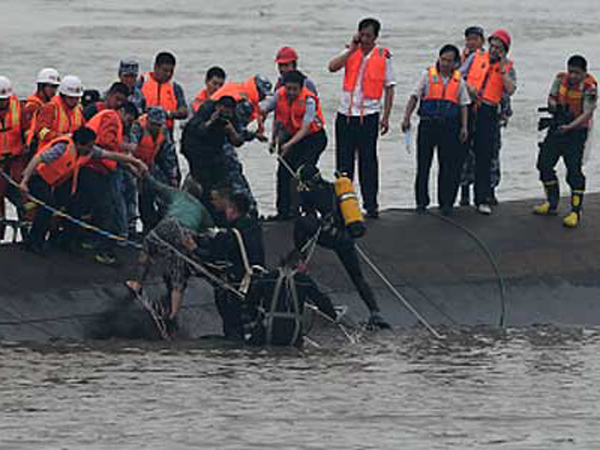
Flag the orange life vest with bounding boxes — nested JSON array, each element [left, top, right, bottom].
[[554, 72, 598, 125], [275, 86, 325, 136], [191, 89, 209, 113], [419, 66, 462, 119], [134, 115, 166, 166], [36, 95, 84, 148], [85, 109, 123, 172], [212, 77, 261, 122], [0, 96, 24, 158], [24, 93, 46, 146], [140, 72, 178, 130], [343, 47, 389, 105], [37, 136, 91, 193], [466, 51, 512, 106]]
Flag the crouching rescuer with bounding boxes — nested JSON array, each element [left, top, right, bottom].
[[534, 54, 597, 228], [294, 164, 390, 329]]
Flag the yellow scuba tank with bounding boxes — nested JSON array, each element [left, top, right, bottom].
[[334, 174, 366, 238]]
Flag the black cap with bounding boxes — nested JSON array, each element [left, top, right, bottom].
[[465, 26, 484, 38]]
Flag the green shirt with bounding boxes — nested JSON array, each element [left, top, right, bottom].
[[145, 175, 214, 233]]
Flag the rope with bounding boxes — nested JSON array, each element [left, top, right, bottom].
[[0, 170, 142, 249], [426, 211, 507, 327], [355, 243, 446, 340]]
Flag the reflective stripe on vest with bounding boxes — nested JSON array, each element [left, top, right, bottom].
[[85, 109, 123, 171], [556, 72, 598, 122], [134, 115, 166, 166], [343, 47, 388, 103], [274, 86, 325, 136], [140, 72, 178, 130], [466, 51, 512, 105], [0, 96, 23, 157], [38, 96, 84, 146], [37, 136, 91, 193]]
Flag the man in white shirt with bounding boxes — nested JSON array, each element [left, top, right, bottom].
[[328, 17, 395, 218]]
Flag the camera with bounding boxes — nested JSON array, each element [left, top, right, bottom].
[[215, 110, 234, 126], [537, 105, 574, 133]]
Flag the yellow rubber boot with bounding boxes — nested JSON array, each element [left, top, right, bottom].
[[533, 202, 558, 216], [563, 211, 580, 228]]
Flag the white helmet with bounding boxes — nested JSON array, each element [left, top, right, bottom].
[[58, 75, 84, 97], [36, 68, 61, 85], [0, 76, 13, 99]]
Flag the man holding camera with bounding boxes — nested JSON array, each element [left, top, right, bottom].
[[181, 95, 244, 216], [534, 55, 597, 228]]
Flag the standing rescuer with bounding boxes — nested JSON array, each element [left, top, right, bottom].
[[294, 164, 390, 329], [462, 29, 516, 215], [534, 55, 597, 228], [260, 70, 327, 221], [328, 17, 395, 219], [139, 52, 189, 136], [0, 76, 28, 225], [401, 44, 470, 215], [24, 68, 61, 144], [191, 66, 226, 114], [32, 75, 86, 150]]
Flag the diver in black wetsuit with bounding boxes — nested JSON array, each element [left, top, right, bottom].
[[293, 164, 390, 329]]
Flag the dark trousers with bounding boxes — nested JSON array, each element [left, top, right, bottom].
[[473, 104, 500, 205], [214, 287, 244, 340], [415, 118, 466, 208], [277, 129, 327, 216], [71, 167, 116, 248], [0, 155, 27, 220], [335, 112, 380, 212], [294, 215, 380, 314], [28, 175, 73, 248], [536, 128, 587, 192], [138, 177, 162, 234]]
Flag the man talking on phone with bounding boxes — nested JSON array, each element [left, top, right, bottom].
[[328, 17, 395, 219]]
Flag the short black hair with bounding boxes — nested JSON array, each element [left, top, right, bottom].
[[206, 66, 226, 82], [464, 26, 484, 38], [358, 17, 381, 37], [568, 54, 588, 72], [216, 95, 237, 109], [229, 192, 250, 216], [282, 70, 306, 86], [73, 127, 96, 145], [439, 44, 461, 63], [155, 51, 176, 67], [107, 82, 130, 97], [119, 101, 139, 119]]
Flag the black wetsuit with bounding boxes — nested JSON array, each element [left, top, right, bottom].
[[213, 213, 266, 339], [294, 180, 381, 314]]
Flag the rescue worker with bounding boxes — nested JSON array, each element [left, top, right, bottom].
[[260, 70, 327, 220], [130, 107, 179, 233], [401, 44, 470, 215], [211, 74, 272, 141], [459, 26, 513, 208], [181, 96, 245, 217], [274, 46, 318, 94], [211, 191, 266, 340], [139, 51, 188, 135], [83, 82, 130, 120], [116, 58, 146, 114], [85, 101, 138, 245], [328, 17, 395, 219], [461, 29, 516, 215], [126, 173, 213, 336], [0, 76, 28, 225], [294, 164, 390, 329], [23, 68, 61, 141], [32, 75, 85, 150], [191, 66, 226, 114], [19, 126, 146, 254], [534, 55, 597, 228]]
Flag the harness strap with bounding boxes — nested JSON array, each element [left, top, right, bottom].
[[231, 228, 253, 295]]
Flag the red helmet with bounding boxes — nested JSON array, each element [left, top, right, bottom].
[[489, 29, 511, 51], [275, 47, 298, 64]]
